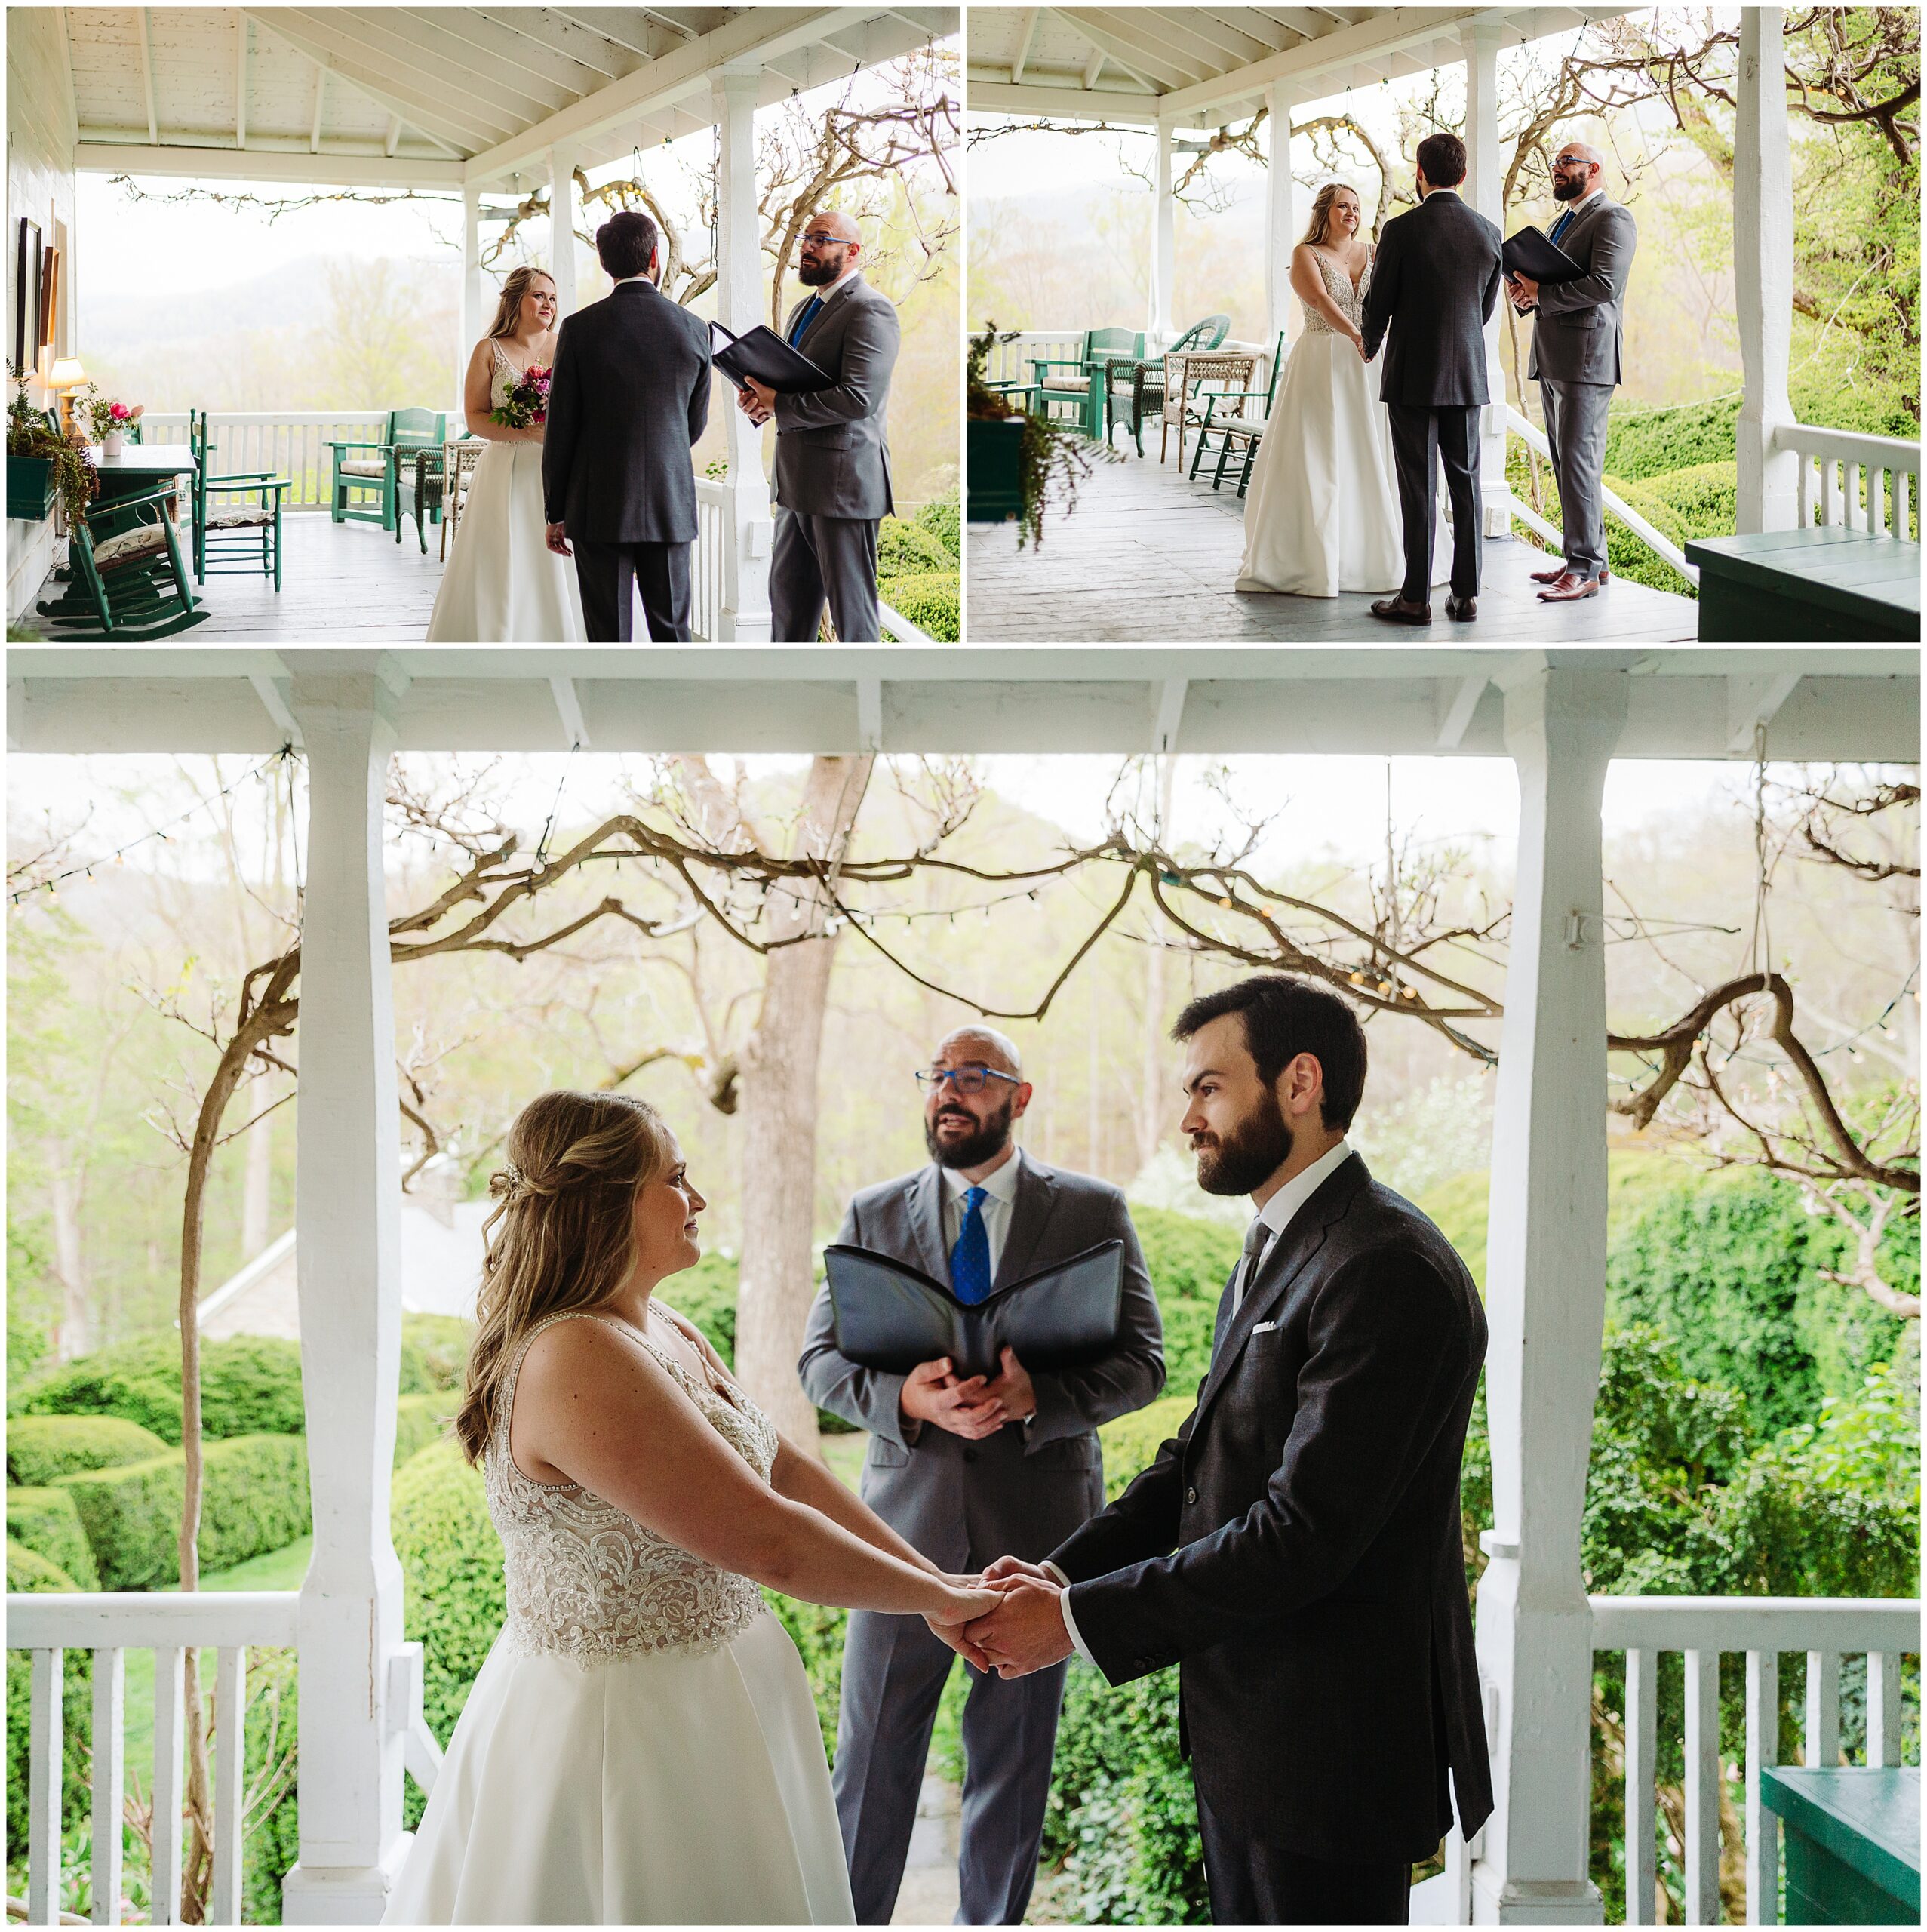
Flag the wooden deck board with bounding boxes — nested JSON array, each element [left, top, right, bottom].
[[966, 445, 1701, 644]]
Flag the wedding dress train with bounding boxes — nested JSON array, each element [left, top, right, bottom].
[[382, 1312, 853, 1925], [1236, 252, 1449, 597], [426, 342, 588, 643]]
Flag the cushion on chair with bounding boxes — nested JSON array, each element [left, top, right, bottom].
[[208, 509, 275, 529], [91, 525, 169, 567], [1219, 413, 1270, 437], [1040, 376, 1091, 392], [337, 459, 387, 478]]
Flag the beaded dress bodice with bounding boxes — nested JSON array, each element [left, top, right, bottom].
[[1300, 251, 1369, 337], [489, 340, 521, 411], [487, 1309, 778, 1665]]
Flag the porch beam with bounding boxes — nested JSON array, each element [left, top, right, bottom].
[[549, 143, 578, 317], [1435, 672, 1487, 748], [72, 143, 465, 187], [1160, 9, 1281, 67], [1152, 118, 1176, 337], [1725, 669, 1803, 754], [478, 4, 647, 79], [1735, 6, 1797, 533], [1159, 5, 1486, 119], [309, 65, 326, 154], [137, 6, 158, 145], [280, 664, 410, 1927], [1263, 80, 1302, 354], [235, 16, 248, 149], [1057, 9, 1206, 89], [465, 8, 869, 184], [963, 78, 1159, 122], [386, 114, 401, 158], [461, 181, 484, 412], [366, 8, 589, 106], [1010, 6, 1040, 82], [550, 7, 678, 60], [1154, 676, 1188, 753], [418, 8, 615, 97], [1462, 20, 1512, 534], [323, 7, 573, 125], [549, 676, 591, 749], [1081, 41, 1106, 88], [1471, 654, 1629, 1926]]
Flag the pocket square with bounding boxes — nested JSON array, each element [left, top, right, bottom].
[[1250, 1320, 1279, 1334]]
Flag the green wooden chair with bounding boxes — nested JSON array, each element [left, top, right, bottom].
[[189, 409, 290, 588], [35, 479, 207, 638], [1105, 315, 1231, 456], [1028, 329, 1143, 439], [326, 408, 447, 531], [1190, 331, 1288, 496]]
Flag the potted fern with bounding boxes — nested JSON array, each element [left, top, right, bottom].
[[967, 326, 1114, 547]]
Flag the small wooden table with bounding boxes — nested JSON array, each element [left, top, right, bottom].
[[1761, 1765, 1919, 1924], [1686, 526, 1922, 642]]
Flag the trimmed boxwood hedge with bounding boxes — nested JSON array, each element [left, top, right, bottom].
[[394, 1391, 452, 1469], [876, 569, 960, 642], [878, 514, 952, 577], [6, 1485, 100, 1590], [55, 1434, 311, 1591], [914, 492, 961, 560], [6, 1540, 90, 1856], [402, 1313, 474, 1394], [11, 1334, 306, 1443], [7, 1413, 171, 1488]]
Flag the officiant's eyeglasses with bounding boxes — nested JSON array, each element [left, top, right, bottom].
[[916, 1065, 1021, 1094]]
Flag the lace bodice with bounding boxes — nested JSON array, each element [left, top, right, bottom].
[[1300, 251, 1369, 336], [489, 340, 520, 410], [487, 1309, 778, 1665]]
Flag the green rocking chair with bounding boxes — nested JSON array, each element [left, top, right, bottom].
[[35, 480, 207, 638], [189, 409, 290, 587], [326, 408, 447, 531]]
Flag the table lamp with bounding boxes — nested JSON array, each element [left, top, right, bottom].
[[47, 357, 86, 438]]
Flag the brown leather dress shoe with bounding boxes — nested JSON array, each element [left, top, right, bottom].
[[1536, 571, 1600, 602], [1445, 593, 1477, 621], [1368, 595, 1432, 625], [1531, 562, 1610, 585]]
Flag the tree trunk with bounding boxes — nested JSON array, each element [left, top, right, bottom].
[[733, 755, 874, 1452], [48, 1148, 92, 1360]]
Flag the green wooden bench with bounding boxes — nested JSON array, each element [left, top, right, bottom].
[[1761, 1765, 1919, 1925], [1029, 329, 1142, 441], [1686, 527, 1921, 642]]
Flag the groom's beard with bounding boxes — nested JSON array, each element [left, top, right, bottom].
[[927, 1097, 1016, 1170], [1192, 1091, 1294, 1197]]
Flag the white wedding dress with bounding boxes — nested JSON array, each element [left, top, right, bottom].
[[426, 342, 587, 642], [1237, 251, 1449, 597], [383, 1311, 853, 1926]]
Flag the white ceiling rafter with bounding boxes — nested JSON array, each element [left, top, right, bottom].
[[327, 8, 576, 123], [1010, 5, 1040, 81], [136, 5, 157, 143], [1056, 11, 1206, 90], [235, 15, 248, 147], [1080, 40, 1105, 85]]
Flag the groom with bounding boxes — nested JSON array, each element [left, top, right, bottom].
[[956, 975, 1494, 1926], [1359, 131, 1504, 626], [542, 211, 711, 641]]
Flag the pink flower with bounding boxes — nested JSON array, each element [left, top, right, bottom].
[[109, 401, 131, 420]]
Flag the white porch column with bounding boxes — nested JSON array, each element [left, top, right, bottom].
[[1264, 82, 1303, 355], [712, 63, 773, 640], [1152, 118, 1176, 338], [549, 142, 578, 317], [280, 666, 409, 1926], [459, 180, 483, 412], [1470, 656, 1629, 1927], [1735, 7, 1796, 533], [1462, 22, 1513, 534]]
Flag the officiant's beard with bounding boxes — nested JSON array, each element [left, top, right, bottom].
[[1552, 174, 1587, 202], [1192, 1092, 1294, 1197], [927, 1099, 1015, 1171]]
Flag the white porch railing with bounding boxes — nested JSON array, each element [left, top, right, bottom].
[[138, 412, 389, 512], [1775, 422, 1921, 540], [5, 1591, 442, 1927], [979, 329, 1277, 407], [1415, 1594, 1921, 1927]]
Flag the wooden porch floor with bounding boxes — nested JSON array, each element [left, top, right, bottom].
[[966, 441, 1701, 644]]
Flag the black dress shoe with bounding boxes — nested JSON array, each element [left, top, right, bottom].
[[1368, 595, 1432, 626], [1445, 593, 1477, 621]]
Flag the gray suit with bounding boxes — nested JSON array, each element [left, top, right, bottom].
[[1523, 195, 1637, 580], [770, 272, 899, 642], [798, 1150, 1165, 1924]]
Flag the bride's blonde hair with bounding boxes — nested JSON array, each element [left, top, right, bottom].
[[1301, 182, 1363, 251], [487, 266, 557, 341], [452, 1090, 678, 1464]]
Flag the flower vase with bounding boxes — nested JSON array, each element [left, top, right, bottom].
[[103, 430, 125, 457]]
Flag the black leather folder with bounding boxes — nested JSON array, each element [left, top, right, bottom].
[[823, 1239, 1125, 1380], [708, 320, 833, 393], [1502, 225, 1584, 284]]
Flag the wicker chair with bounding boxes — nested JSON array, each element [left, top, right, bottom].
[[1166, 349, 1258, 474], [438, 439, 485, 561], [1188, 332, 1288, 495], [1104, 315, 1230, 457]]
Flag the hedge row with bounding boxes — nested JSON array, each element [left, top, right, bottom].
[[7, 1413, 171, 1487], [394, 1391, 453, 1469], [877, 569, 960, 642], [54, 1434, 310, 1592], [6, 1485, 100, 1589]]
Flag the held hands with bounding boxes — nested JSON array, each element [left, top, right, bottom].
[[923, 1571, 1011, 1669], [901, 1346, 1036, 1439], [961, 1571, 1074, 1680]]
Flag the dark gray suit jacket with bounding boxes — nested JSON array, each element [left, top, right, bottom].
[[771, 273, 899, 521], [1525, 195, 1637, 386], [1049, 1153, 1493, 1864], [1360, 189, 1504, 408], [798, 1149, 1165, 1571], [542, 278, 711, 543]]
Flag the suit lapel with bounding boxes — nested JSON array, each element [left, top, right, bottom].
[[1191, 1153, 1369, 1433], [908, 1165, 948, 1283], [993, 1149, 1056, 1290]]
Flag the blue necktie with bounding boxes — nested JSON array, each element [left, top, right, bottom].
[[789, 294, 822, 347], [950, 1186, 991, 1306], [1549, 208, 1575, 246]]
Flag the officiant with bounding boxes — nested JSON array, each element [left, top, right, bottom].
[[1507, 142, 1639, 603], [798, 1026, 1164, 1925]]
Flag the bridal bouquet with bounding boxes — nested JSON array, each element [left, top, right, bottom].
[[490, 363, 551, 430]]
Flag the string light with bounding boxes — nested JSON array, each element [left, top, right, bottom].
[[8, 748, 295, 906]]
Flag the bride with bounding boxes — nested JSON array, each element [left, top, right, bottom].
[[383, 1090, 1001, 1924], [426, 266, 587, 642], [1236, 182, 1447, 598]]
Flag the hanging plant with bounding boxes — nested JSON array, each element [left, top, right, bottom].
[[7, 365, 97, 531], [967, 325, 1117, 549]]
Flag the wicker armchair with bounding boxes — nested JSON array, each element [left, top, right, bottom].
[[1103, 315, 1230, 457], [1165, 349, 1258, 474]]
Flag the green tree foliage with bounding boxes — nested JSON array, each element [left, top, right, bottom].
[[11, 1335, 307, 1444], [6, 1414, 171, 1488], [6, 1487, 101, 1590]]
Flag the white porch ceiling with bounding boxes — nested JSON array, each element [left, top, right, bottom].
[[966, 4, 1627, 125], [7, 648, 1919, 762], [56, 5, 957, 186]]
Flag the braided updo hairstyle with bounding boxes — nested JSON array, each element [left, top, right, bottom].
[[453, 1089, 678, 1464]]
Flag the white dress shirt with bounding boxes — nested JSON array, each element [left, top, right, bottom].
[[940, 1149, 1019, 1281], [1048, 1140, 1354, 1668]]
